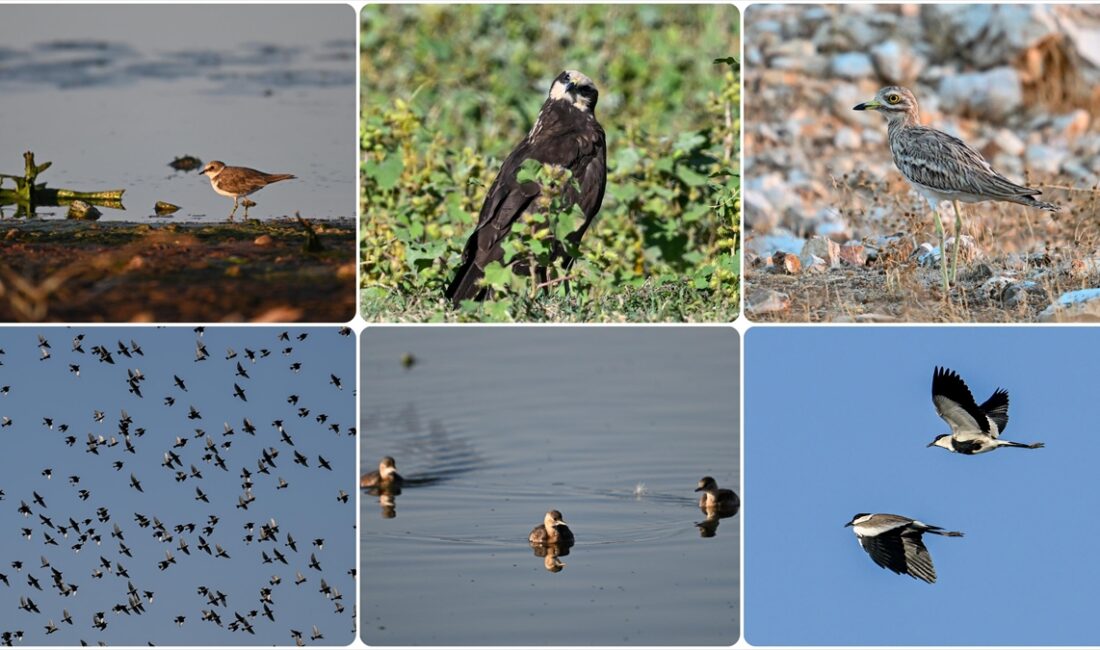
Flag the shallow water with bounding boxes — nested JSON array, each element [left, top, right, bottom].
[[360, 328, 740, 645], [0, 6, 355, 222]]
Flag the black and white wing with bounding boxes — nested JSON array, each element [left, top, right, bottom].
[[978, 388, 1010, 438], [858, 529, 937, 584], [932, 367, 989, 435]]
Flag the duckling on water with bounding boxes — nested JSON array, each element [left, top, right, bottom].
[[695, 476, 739, 509], [528, 510, 574, 546], [360, 456, 403, 489]]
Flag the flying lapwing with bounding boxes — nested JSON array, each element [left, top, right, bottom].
[[928, 366, 1044, 454], [846, 513, 963, 583]]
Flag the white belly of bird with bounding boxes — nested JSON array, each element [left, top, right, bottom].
[[908, 180, 989, 206]]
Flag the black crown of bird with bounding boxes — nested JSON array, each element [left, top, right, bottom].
[[445, 69, 608, 306]]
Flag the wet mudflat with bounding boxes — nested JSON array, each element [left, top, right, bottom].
[[0, 219, 355, 322]]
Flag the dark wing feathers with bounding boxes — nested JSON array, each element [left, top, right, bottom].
[[931, 367, 989, 434], [445, 100, 606, 305], [978, 388, 1010, 435], [859, 530, 937, 584]]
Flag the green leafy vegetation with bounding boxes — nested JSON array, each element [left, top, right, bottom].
[[361, 4, 740, 322]]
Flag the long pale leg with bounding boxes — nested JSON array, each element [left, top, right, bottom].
[[229, 196, 239, 220], [932, 206, 949, 292], [950, 200, 964, 283]]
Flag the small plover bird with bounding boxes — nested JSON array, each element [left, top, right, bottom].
[[928, 366, 1044, 454], [845, 513, 963, 584], [854, 86, 1058, 290], [198, 161, 295, 219]]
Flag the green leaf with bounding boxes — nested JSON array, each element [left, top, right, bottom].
[[482, 261, 512, 290], [673, 131, 706, 154], [516, 158, 543, 184], [676, 165, 709, 187], [365, 154, 404, 190], [483, 298, 513, 321]]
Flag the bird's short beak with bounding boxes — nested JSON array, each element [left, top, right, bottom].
[[555, 519, 569, 527], [566, 81, 576, 93], [694, 486, 703, 492], [843, 521, 852, 527], [853, 100, 881, 111], [926, 441, 936, 447]]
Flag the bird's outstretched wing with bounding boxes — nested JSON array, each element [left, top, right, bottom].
[[978, 388, 1010, 437], [859, 530, 937, 583], [932, 366, 989, 434]]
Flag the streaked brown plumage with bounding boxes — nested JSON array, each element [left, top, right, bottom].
[[854, 86, 1058, 289]]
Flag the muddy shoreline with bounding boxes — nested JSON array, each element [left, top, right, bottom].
[[0, 218, 356, 322]]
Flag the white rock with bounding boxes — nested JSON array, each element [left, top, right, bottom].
[[1026, 143, 1066, 176], [992, 129, 1026, 157], [830, 51, 875, 79], [938, 67, 1022, 120], [743, 189, 779, 232], [800, 236, 841, 268], [746, 229, 807, 258], [921, 5, 1058, 69], [869, 40, 920, 85], [834, 127, 862, 149], [805, 255, 829, 274], [746, 289, 790, 317], [1038, 289, 1100, 322]]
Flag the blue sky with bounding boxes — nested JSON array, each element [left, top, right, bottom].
[[746, 327, 1100, 646], [0, 327, 355, 645]]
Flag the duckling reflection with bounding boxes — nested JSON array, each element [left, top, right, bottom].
[[695, 476, 739, 511], [694, 476, 739, 537], [528, 510, 572, 572], [378, 493, 397, 519], [532, 546, 568, 572], [360, 456, 403, 490], [362, 457, 403, 518], [695, 508, 729, 538], [528, 509, 574, 546]]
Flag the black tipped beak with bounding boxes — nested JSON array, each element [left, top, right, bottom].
[[566, 82, 576, 93], [926, 441, 936, 448], [853, 103, 869, 111], [694, 486, 703, 492], [843, 521, 852, 527]]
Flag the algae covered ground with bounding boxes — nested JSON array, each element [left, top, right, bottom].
[[0, 219, 356, 322]]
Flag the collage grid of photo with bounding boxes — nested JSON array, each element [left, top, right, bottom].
[[5, 1, 1100, 650]]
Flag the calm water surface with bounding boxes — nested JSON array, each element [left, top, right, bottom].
[[361, 328, 740, 645], [0, 6, 355, 221]]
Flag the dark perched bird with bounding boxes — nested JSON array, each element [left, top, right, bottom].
[[845, 513, 963, 584], [928, 367, 1044, 454], [445, 70, 607, 305]]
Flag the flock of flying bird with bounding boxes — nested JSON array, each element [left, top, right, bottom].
[[847, 366, 1044, 584], [0, 328, 355, 645]]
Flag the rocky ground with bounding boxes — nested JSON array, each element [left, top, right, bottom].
[[744, 4, 1100, 322], [0, 219, 356, 322]]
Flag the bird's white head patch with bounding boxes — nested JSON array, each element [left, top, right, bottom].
[[548, 70, 598, 112]]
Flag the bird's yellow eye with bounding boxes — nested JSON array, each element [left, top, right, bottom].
[[887, 94, 900, 104]]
